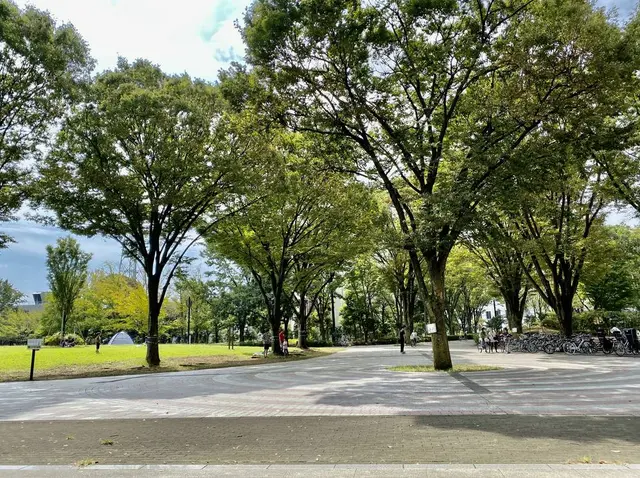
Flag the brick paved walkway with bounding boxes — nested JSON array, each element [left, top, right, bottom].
[[2, 343, 639, 420], [1, 416, 639, 466]]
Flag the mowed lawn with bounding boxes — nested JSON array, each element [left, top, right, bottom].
[[0, 344, 340, 382]]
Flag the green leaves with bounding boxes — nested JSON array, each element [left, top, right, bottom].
[[0, 0, 92, 248], [46, 237, 92, 336]]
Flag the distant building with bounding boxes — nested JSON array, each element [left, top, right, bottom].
[[18, 292, 50, 313], [482, 300, 506, 321]]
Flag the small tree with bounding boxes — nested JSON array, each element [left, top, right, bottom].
[[46, 236, 91, 339], [0, 278, 23, 314]]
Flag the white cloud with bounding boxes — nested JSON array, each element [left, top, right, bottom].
[[17, 0, 251, 81]]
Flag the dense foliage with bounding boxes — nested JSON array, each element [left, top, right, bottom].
[[0, 0, 639, 371]]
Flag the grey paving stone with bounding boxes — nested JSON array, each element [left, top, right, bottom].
[[1, 343, 639, 421], [87, 465, 144, 470]]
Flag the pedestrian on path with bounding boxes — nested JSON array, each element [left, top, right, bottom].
[[410, 330, 417, 346], [480, 327, 487, 352], [503, 328, 512, 354], [487, 330, 497, 353], [400, 326, 406, 354], [262, 332, 271, 358], [95, 334, 101, 353], [278, 329, 285, 353]]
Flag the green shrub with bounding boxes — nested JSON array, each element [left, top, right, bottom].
[[540, 313, 560, 330], [471, 333, 479, 345], [574, 310, 640, 332], [43, 333, 85, 346]]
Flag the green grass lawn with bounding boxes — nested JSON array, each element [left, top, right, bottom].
[[0, 344, 342, 382], [388, 364, 503, 373]]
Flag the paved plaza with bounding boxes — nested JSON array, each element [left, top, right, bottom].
[[1, 342, 639, 474], [2, 342, 640, 420]]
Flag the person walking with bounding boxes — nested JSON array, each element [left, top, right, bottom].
[[262, 331, 271, 358], [410, 330, 417, 347], [400, 326, 406, 354], [480, 327, 487, 352], [503, 328, 512, 354], [95, 334, 101, 354], [278, 329, 285, 354], [488, 329, 498, 353]]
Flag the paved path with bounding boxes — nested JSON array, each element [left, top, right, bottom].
[[1, 416, 639, 466], [3, 464, 640, 478], [2, 343, 640, 470], [1, 342, 639, 420]]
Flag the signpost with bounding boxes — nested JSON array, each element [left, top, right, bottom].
[[426, 323, 437, 334], [27, 339, 42, 381]]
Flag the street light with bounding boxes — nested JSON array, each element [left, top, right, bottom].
[[187, 296, 192, 345]]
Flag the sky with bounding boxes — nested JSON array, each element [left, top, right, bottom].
[[3, 0, 638, 301]]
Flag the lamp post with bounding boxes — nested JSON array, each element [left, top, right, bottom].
[[187, 296, 192, 344]]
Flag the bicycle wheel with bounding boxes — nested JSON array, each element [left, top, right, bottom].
[[527, 342, 539, 353], [580, 343, 593, 355], [615, 342, 626, 357], [496, 342, 505, 353], [544, 343, 555, 354]]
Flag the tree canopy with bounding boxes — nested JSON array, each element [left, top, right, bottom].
[[37, 59, 256, 365]]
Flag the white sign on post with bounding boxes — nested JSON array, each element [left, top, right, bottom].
[[512, 328, 517, 333], [27, 339, 42, 350], [426, 323, 437, 334]]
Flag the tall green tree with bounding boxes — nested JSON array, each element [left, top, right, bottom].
[[0, 278, 23, 314], [465, 219, 530, 332], [206, 138, 378, 353], [36, 59, 253, 365], [375, 206, 419, 334], [173, 270, 215, 343], [580, 225, 640, 311], [512, 154, 608, 337], [0, 1, 92, 247], [593, 11, 640, 213], [46, 236, 91, 339], [445, 246, 492, 335], [206, 262, 266, 344], [342, 257, 392, 343], [243, 0, 630, 368]]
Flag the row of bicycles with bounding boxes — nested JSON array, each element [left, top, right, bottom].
[[507, 328, 640, 356]]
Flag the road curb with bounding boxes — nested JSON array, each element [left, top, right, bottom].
[[2, 463, 639, 470]]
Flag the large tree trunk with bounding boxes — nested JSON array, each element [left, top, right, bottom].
[[429, 261, 453, 370], [238, 319, 246, 344], [407, 265, 416, 333], [298, 296, 309, 349], [330, 290, 336, 344], [558, 295, 574, 337], [318, 307, 326, 343], [60, 311, 67, 339], [146, 276, 161, 367], [270, 292, 283, 355], [503, 289, 525, 333]]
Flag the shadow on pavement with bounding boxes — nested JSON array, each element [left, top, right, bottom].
[[413, 414, 640, 445]]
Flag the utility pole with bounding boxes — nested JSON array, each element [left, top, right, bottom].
[[331, 290, 336, 343], [187, 296, 192, 344]]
